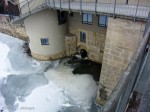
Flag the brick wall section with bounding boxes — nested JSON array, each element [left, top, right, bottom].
[[96, 17, 146, 104]]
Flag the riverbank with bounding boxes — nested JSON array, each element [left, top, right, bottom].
[[0, 15, 28, 41]]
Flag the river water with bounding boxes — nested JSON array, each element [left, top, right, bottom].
[[0, 33, 98, 112]]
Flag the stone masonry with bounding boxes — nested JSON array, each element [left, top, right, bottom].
[[0, 15, 28, 40], [65, 34, 77, 56], [76, 29, 105, 63], [68, 12, 106, 63], [96, 17, 146, 105], [68, 28, 106, 63]]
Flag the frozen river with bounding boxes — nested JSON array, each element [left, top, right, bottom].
[[0, 33, 98, 112]]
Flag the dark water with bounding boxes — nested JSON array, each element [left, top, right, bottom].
[[68, 58, 102, 82]]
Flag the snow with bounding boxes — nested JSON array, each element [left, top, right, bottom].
[[0, 33, 98, 112], [0, 42, 12, 78]]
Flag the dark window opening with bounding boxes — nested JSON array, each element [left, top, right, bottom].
[[57, 10, 67, 25], [99, 15, 108, 27], [80, 49, 87, 58], [82, 13, 92, 25], [70, 12, 73, 17], [126, 0, 128, 4], [41, 38, 49, 45], [80, 32, 86, 43]]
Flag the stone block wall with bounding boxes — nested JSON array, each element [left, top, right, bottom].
[[76, 29, 105, 63], [65, 34, 77, 56], [96, 17, 146, 104], [68, 12, 107, 63], [68, 28, 106, 63]]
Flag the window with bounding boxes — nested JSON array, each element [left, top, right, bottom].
[[57, 10, 67, 25], [80, 32, 86, 43], [82, 13, 92, 25], [99, 15, 108, 27], [41, 38, 49, 45]]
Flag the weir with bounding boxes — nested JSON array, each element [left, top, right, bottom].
[[7, 0, 150, 111]]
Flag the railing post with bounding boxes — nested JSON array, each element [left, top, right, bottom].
[[60, 0, 62, 11], [95, 0, 97, 14], [69, 0, 71, 13], [18, 4, 21, 18], [80, 0, 82, 15], [48, 0, 51, 9], [27, 0, 31, 14], [53, 0, 55, 8], [134, 0, 140, 22], [113, 0, 117, 19], [126, 0, 128, 4]]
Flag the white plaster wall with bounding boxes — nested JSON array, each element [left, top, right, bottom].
[[24, 9, 67, 56]]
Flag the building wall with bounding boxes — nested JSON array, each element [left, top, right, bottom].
[[128, 0, 150, 6], [65, 34, 77, 56], [68, 12, 106, 63], [24, 9, 67, 60], [96, 17, 146, 104]]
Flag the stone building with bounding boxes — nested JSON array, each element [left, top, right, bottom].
[[12, 0, 149, 108]]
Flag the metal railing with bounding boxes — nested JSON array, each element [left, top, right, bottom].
[[17, 0, 47, 18], [13, 0, 150, 22], [47, 0, 150, 20], [101, 12, 150, 112]]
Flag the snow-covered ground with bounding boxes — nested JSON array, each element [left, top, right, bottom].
[[0, 33, 98, 112]]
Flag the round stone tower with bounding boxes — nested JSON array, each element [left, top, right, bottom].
[[24, 9, 67, 60]]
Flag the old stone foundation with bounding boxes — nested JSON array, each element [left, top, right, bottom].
[[31, 51, 66, 61]]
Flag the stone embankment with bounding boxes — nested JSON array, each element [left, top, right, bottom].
[[0, 15, 28, 41]]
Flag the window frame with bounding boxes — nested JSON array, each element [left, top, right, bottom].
[[41, 38, 49, 45], [80, 31, 86, 43], [98, 15, 108, 28], [82, 13, 93, 25]]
